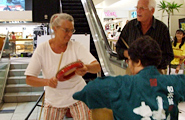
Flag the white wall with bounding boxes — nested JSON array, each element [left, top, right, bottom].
[[0, 11, 32, 21], [96, 8, 105, 24], [170, 0, 185, 36], [93, 0, 104, 5], [155, 0, 185, 36]]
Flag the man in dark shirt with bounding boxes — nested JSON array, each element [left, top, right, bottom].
[[116, 0, 174, 74]]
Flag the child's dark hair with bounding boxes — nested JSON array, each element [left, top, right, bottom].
[[173, 29, 185, 48], [128, 36, 162, 67]]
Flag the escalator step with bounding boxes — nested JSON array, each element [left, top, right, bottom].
[[63, 10, 84, 14]]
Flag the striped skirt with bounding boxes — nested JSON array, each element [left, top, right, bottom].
[[43, 101, 92, 120]]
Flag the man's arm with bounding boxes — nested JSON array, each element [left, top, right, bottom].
[[158, 28, 174, 69], [165, 29, 174, 63], [116, 27, 129, 60]]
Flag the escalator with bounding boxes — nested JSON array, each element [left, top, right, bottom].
[[61, 0, 90, 34], [60, 0, 120, 78], [61, 0, 107, 80]]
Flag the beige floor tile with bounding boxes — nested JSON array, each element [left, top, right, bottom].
[[12, 112, 43, 120], [25, 106, 44, 120], [14, 102, 38, 113], [29, 112, 42, 120], [0, 113, 13, 120], [0, 103, 17, 110]]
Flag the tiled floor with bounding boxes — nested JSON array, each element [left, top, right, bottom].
[[0, 102, 43, 120], [0, 102, 73, 120], [0, 102, 184, 120]]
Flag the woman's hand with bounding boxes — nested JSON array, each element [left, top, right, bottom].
[[46, 77, 58, 88], [75, 60, 101, 76], [179, 56, 184, 60], [175, 66, 180, 74], [75, 63, 88, 76]]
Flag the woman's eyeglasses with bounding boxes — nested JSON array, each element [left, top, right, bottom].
[[60, 28, 76, 33]]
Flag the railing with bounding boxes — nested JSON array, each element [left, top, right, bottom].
[[0, 31, 10, 103], [0, 59, 10, 103], [0, 31, 10, 61]]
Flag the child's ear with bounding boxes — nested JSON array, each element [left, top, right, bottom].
[[136, 59, 142, 67]]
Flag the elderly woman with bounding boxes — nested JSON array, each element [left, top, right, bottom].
[[25, 13, 101, 120]]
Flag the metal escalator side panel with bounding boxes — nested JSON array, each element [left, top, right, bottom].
[[81, 0, 115, 76]]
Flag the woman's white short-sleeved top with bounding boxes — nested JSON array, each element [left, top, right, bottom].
[[25, 40, 96, 107]]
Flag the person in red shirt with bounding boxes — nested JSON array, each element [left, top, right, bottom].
[[11, 32, 16, 54], [12, 32, 16, 40]]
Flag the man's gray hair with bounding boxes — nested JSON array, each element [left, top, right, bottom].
[[148, 0, 156, 10], [50, 13, 74, 30]]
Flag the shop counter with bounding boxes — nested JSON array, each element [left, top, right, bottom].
[[9, 39, 33, 54]]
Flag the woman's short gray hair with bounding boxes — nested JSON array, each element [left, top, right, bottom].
[[148, 0, 156, 10], [50, 13, 74, 30]]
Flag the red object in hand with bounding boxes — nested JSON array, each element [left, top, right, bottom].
[[56, 61, 83, 81]]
